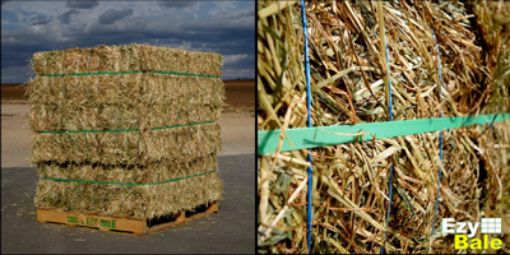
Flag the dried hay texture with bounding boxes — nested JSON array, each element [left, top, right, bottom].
[[29, 75, 223, 131], [29, 44, 224, 219], [31, 44, 222, 76], [257, 0, 509, 253], [35, 155, 222, 219], [29, 45, 224, 165], [32, 123, 221, 165]]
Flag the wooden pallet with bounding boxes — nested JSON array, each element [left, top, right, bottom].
[[36, 201, 218, 235]]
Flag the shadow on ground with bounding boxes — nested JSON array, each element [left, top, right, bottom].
[[1, 154, 255, 254]]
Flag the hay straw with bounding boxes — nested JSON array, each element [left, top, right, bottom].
[[257, 0, 509, 253], [35, 155, 222, 219], [29, 44, 225, 219]]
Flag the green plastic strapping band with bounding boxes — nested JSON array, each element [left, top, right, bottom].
[[41, 70, 220, 79], [38, 120, 215, 134], [42, 170, 217, 186], [258, 113, 510, 155]]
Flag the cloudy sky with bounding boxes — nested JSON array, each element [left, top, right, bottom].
[[1, 0, 255, 83]]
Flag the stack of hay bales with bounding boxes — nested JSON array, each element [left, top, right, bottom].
[[257, 0, 509, 253], [29, 44, 224, 220]]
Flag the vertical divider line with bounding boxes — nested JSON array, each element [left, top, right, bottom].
[[300, 0, 313, 253]]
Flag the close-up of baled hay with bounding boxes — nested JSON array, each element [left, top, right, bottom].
[[258, 0, 509, 254], [28, 44, 225, 219]]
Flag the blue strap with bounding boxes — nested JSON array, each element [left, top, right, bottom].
[[381, 32, 395, 255], [386, 41, 394, 122], [431, 29, 443, 237], [300, 0, 313, 253]]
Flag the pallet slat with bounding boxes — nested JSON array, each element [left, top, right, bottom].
[[36, 201, 218, 235]]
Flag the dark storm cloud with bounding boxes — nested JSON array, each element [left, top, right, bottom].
[[159, 1, 197, 9], [1, 1, 254, 82], [1, 34, 55, 68], [98, 8, 133, 24], [66, 0, 98, 9], [2, 9, 18, 22], [221, 9, 254, 20], [59, 10, 79, 24], [59, 23, 254, 56], [30, 14, 52, 25]]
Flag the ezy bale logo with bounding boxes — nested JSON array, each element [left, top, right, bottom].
[[441, 218, 504, 251]]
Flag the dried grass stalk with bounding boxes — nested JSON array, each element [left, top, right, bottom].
[[35, 155, 222, 219], [257, 0, 509, 253], [29, 44, 224, 219], [32, 124, 221, 165], [31, 44, 222, 76]]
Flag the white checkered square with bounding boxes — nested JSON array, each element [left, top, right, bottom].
[[481, 218, 502, 234]]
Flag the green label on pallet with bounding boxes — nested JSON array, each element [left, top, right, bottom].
[[86, 218, 98, 226], [100, 219, 117, 229], [66, 215, 117, 229], [67, 216, 78, 224]]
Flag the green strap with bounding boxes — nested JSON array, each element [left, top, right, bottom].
[[258, 113, 510, 155], [41, 170, 217, 186], [38, 120, 215, 134], [41, 70, 220, 79]]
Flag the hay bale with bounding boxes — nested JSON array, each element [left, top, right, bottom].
[[31, 44, 222, 76], [29, 44, 224, 219], [257, 1, 509, 253], [31, 123, 221, 165], [29, 44, 224, 165], [35, 155, 222, 219]]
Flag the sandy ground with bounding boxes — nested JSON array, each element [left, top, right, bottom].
[[1, 103, 254, 168]]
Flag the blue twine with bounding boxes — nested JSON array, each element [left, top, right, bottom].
[[381, 35, 395, 255], [431, 30, 443, 237], [300, 0, 313, 253], [385, 41, 394, 122]]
